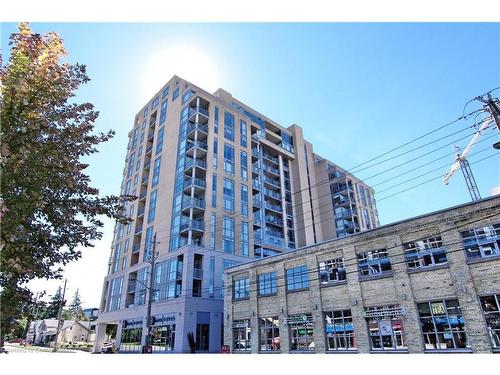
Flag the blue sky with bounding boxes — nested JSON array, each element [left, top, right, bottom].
[[2, 23, 499, 305]]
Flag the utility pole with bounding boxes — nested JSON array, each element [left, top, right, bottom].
[[143, 233, 157, 354], [52, 279, 67, 352], [477, 93, 500, 149]]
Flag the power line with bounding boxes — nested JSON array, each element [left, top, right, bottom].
[[377, 152, 499, 202], [124, 207, 500, 298]]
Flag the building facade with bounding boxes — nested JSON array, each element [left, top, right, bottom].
[[224, 195, 500, 353], [95, 75, 378, 353]]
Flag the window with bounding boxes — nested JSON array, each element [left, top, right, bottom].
[[172, 87, 179, 101], [153, 257, 182, 301], [286, 265, 309, 291], [461, 223, 500, 260], [404, 236, 447, 270], [241, 222, 249, 257], [240, 151, 248, 181], [134, 267, 149, 306], [151, 96, 159, 109], [366, 305, 406, 351], [258, 272, 277, 296], [196, 323, 209, 351], [156, 127, 165, 154], [210, 213, 216, 249], [240, 184, 248, 217], [223, 178, 235, 213], [479, 294, 500, 349], [324, 310, 356, 351], [232, 320, 251, 351], [319, 257, 346, 284], [240, 120, 247, 147], [182, 90, 194, 104], [233, 278, 250, 300], [211, 174, 217, 208], [151, 323, 175, 352], [288, 314, 314, 351], [127, 153, 135, 177], [259, 317, 280, 351], [152, 157, 161, 187], [147, 190, 158, 224], [107, 277, 123, 312], [144, 226, 154, 261], [224, 111, 235, 141], [212, 138, 218, 169], [417, 299, 469, 350], [214, 106, 219, 134], [124, 239, 129, 253], [209, 256, 215, 298], [162, 86, 169, 98], [223, 217, 235, 253], [357, 249, 392, 278], [112, 243, 122, 273], [120, 326, 142, 352], [224, 143, 235, 175], [131, 128, 139, 150]]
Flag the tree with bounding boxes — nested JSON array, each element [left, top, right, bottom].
[[46, 287, 63, 318], [0, 23, 134, 348], [68, 289, 83, 319]]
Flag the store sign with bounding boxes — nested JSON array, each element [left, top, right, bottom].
[[123, 318, 143, 328], [154, 313, 176, 325], [326, 323, 353, 333], [364, 306, 406, 319], [232, 321, 250, 329], [285, 314, 313, 325]]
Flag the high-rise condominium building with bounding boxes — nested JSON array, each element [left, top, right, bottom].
[[94, 75, 379, 353]]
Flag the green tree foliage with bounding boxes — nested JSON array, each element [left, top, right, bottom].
[[68, 289, 83, 319], [46, 287, 64, 318], [0, 23, 134, 347]]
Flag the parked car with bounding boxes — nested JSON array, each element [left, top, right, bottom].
[[8, 338, 25, 345]]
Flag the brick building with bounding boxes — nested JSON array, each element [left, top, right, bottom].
[[224, 195, 500, 353]]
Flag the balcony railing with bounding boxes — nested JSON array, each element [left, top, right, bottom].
[[145, 144, 153, 154], [186, 140, 208, 152], [252, 148, 260, 158], [263, 176, 281, 188], [264, 188, 281, 200], [187, 123, 209, 135], [132, 244, 140, 253], [181, 197, 206, 211], [263, 164, 280, 175], [265, 216, 283, 226], [263, 153, 278, 164], [180, 219, 205, 232], [184, 158, 207, 170], [183, 177, 206, 190], [265, 202, 282, 213], [189, 106, 209, 118]]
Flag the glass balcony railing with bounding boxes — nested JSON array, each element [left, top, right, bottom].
[[265, 202, 282, 212], [264, 188, 281, 200], [187, 122, 209, 135], [183, 177, 206, 190], [180, 219, 205, 232], [181, 197, 206, 211], [184, 158, 207, 170], [189, 106, 209, 118], [186, 140, 208, 152]]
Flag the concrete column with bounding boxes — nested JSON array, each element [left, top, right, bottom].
[[343, 244, 371, 353], [115, 321, 124, 350], [439, 222, 492, 353], [93, 323, 107, 352], [223, 272, 234, 350]]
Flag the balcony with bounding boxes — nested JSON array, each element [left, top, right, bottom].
[[184, 158, 207, 174], [193, 268, 203, 280], [265, 201, 282, 213], [262, 153, 278, 164], [188, 106, 209, 120], [264, 188, 281, 201], [187, 123, 209, 139], [137, 207, 145, 217], [139, 190, 147, 200], [252, 179, 261, 191], [134, 225, 143, 235], [132, 244, 140, 253], [263, 176, 281, 189], [252, 165, 260, 175], [251, 148, 260, 158], [179, 219, 205, 234], [265, 215, 283, 227], [181, 196, 206, 214], [263, 163, 280, 176], [127, 281, 136, 293], [145, 144, 153, 155], [141, 175, 149, 185], [147, 132, 154, 143], [183, 177, 206, 193], [186, 140, 208, 157], [143, 159, 151, 170]]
